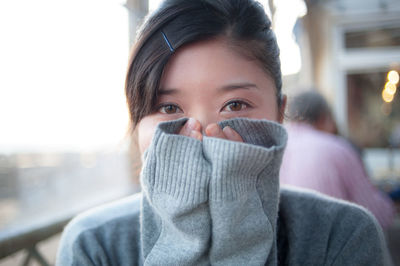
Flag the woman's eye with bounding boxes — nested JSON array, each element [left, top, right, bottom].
[[159, 104, 182, 114], [223, 101, 248, 112]]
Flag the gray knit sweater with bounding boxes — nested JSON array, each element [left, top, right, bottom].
[[56, 118, 391, 265]]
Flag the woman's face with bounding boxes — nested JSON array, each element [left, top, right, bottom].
[[137, 38, 285, 154]]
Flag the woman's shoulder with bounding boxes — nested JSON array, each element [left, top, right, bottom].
[[280, 185, 374, 217], [279, 186, 380, 235], [278, 186, 391, 265], [56, 193, 142, 265], [64, 192, 141, 234]]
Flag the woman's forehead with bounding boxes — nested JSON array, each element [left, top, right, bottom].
[[160, 38, 275, 91]]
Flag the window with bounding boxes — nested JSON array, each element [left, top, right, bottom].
[[345, 25, 400, 49], [347, 71, 400, 148]]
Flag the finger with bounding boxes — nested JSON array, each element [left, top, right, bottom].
[[189, 130, 203, 141], [205, 123, 226, 139], [179, 118, 202, 137], [178, 119, 192, 137], [222, 126, 243, 142]]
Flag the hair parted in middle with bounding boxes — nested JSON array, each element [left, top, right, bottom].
[[125, 0, 282, 129]]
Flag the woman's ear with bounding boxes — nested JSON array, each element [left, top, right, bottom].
[[278, 94, 287, 124]]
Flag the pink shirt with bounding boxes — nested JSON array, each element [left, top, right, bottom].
[[280, 123, 395, 229]]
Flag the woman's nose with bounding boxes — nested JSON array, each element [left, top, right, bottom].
[[190, 112, 220, 133]]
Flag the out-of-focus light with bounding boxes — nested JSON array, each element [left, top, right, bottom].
[[149, 0, 162, 11], [273, 0, 307, 76], [382, 89, 394, 103], [388, 70, 399, 85], [385, 82, 397, 95]]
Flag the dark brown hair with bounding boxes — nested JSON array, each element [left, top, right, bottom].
[[125, 0, 282, 129]]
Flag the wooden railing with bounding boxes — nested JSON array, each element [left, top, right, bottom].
[[0, 189, 136, 265], [0, 214, 72, 265]]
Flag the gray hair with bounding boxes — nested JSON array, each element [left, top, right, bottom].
[[288, 91, 331, 124]]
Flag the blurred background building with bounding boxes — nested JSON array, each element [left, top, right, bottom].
[[0, 0, 399, 265], [284, 0, 400, 183]]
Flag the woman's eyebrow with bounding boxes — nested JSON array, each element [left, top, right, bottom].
[[158, 88, 179, 95], [218, 82, 259, 91], [159, 83, 258, 94]]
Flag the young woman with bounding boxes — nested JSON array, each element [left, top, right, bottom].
[[57, 0, 391, 265]]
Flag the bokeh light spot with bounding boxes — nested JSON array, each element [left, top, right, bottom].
[[382, 89, 394, 103], [388, 70, 399, 85], [385, 82, 397, 95]]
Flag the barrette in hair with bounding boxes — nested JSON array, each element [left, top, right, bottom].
[[161, 31, 175, 52]]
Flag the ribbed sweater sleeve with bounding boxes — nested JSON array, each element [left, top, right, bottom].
[[140, 118, 287, 266], [140, 119, 211, 265]]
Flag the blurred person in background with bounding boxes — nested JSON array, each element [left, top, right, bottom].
[[280, 90, 396, 230]]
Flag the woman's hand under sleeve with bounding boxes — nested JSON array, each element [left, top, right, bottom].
[[178, 118, 244, 142]]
